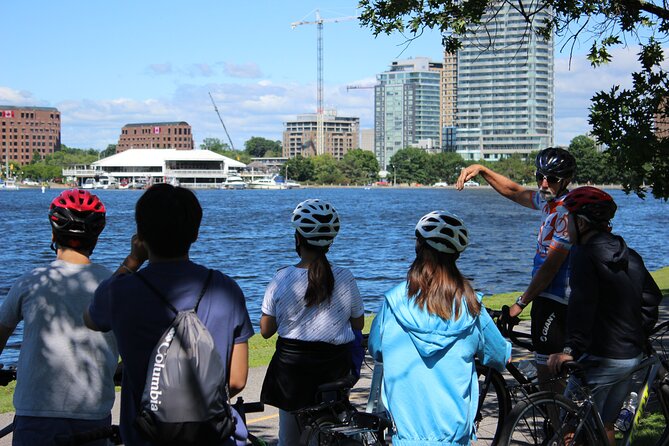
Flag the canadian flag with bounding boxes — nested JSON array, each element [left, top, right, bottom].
[[153, 126, 160, 134], [3, 111, 14, 118]]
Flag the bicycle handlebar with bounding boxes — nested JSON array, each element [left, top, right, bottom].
[[486, 306, 534, 352]]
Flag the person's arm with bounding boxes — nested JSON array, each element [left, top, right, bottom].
[[455, 164, 535, 208], [509, 247, 570, 317], [350, 315, 364, 331], [477, 307, 512, 371], [112, 234, 148, 276], [228, 341, 249, 397], [367, 302, 386, 362], [260, 314, 277, 338], [0, 324, 15, 357]]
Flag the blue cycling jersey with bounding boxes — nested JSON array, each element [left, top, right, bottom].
[[530, 191, 572, 304]]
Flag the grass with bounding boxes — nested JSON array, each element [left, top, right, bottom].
[[0, 267, 667, 414]]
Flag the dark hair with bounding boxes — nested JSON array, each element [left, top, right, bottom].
[[407, 237, 480, 320], [135, 184, 202, 258], [297, 233, 335, 307]]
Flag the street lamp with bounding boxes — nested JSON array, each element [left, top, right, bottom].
[[391, 164, 396, 187]]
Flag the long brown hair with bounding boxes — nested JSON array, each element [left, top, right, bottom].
[[297, 234, 335, 307], [407, 237, 480, 320]]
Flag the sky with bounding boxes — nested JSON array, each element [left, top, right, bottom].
[[0, 0, 646, 152]]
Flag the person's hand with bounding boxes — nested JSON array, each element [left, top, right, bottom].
[[508, 303, 523, 318], [455, 165, 483, 190], [129, 234, 149, 263], [547, 352, 573, 375]]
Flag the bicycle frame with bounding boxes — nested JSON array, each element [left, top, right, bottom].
[[565, 355, 663, 446]]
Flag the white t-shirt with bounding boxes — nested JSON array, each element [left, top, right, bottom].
[[262, 265, 364, 345], [0, 260, 118, 419]]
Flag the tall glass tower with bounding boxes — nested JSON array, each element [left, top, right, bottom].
[[374, 57, 443, 170], [455, 3, 554, 160]]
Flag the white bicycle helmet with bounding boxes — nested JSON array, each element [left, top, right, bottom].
[[415, 210, 469, 254], [292, 199, 340, 247]]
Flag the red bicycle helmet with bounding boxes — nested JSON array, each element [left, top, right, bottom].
[[49, 189, 106, 251], [563, 186, 617, 224]]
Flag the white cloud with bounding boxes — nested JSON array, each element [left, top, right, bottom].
[[187, 64, 215, 77], [222, 62, 263, 79], [0, 87, 42, 105], [147, 63, 173, 75]]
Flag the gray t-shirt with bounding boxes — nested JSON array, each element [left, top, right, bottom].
[[0, 260, 118, 419]]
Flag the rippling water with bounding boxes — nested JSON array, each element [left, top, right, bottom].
[[1, 187, 667, 364]]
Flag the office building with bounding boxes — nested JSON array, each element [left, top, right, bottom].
[[116, 122, 194, 153], [454, 3, 554, 160], [1, 105, 61, 165], [283, 112, 359, 159], [360, 129, 374, 152], [374, 57, 443, 170]]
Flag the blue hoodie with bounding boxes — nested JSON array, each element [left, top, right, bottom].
[[368, 283, 511, 445]]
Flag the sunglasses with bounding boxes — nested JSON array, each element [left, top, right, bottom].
[[535, 172, 563, 184]]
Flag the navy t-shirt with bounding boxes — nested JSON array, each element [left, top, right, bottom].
[[88, 260, 254, 446]]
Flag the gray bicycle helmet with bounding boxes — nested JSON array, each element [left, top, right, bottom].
[[535, 147, 576, 179], [292, 199, 340, 247], [415, 210, 469, 254]]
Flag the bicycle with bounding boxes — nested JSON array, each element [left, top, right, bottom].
[[497, 320, 669, 446], [293, 374, 393, 445]]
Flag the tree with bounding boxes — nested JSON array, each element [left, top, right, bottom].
[[99, 144, 117, 159], [568, 135, 620, 185], [340, 149, 380, 184], [312, 154, 346, 184], [426, 152, 468, 184], [489, 154, 535, 185], [284, 156, 315, 182], [389, 148, 430, 185], [200, 138, 230, 152], [359, 0, 669, 198], [244, 137, 282, 158]]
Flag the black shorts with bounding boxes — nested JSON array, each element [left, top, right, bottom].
[[530, 296, 567, 365]]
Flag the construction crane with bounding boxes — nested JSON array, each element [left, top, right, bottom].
[[291, 10, 357, 155], [346, 84, 377, 92], [208, 92, 236, 151]]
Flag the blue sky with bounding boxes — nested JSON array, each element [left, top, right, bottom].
[[1, 1, 642, 151]]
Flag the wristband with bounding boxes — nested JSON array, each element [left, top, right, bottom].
[[119, 263, 136, 274], [515, 296, 528, 309]]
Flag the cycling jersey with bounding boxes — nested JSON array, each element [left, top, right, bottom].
[[530, 191, 572, 304]]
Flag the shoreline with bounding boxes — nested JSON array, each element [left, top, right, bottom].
[[13, 183, 629, 191]]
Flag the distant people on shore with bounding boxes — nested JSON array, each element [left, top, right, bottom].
[[0, 189, 118, 446], [456, 147, 577, 390], [260, 199, 364, 446], [368, 210, 511, 444], [547, 186, 662, 446], [84, 183, 254, 446]]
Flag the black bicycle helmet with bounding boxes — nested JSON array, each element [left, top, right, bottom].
[[49, 189, 106, 251], [535, 147, 576, 179]]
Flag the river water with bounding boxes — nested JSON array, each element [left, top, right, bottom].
[[0, 187, 667, 364]]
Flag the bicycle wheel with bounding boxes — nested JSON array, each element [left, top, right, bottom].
[[475, 363, 511, 445], [498, 391, 601, 445]]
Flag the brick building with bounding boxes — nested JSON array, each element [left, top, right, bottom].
[[116, 122, 194, 153], [283, 113, 359, 159], [1, 105, 61, 165]]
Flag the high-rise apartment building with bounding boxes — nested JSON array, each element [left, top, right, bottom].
[[116, 122, 194, 153], [374, 57, 443, 170], [283, 112, 359, 159], [1, 105, 61, 165], [454, 3, 554, 160]]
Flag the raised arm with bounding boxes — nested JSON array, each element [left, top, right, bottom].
[[456, 164, 535, 208]]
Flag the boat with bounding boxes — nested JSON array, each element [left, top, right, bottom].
[[0, 179, 19, 191], [248, 174, 300, 190], [82, 178, 97, 189], [221, 174, 247, 190]]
